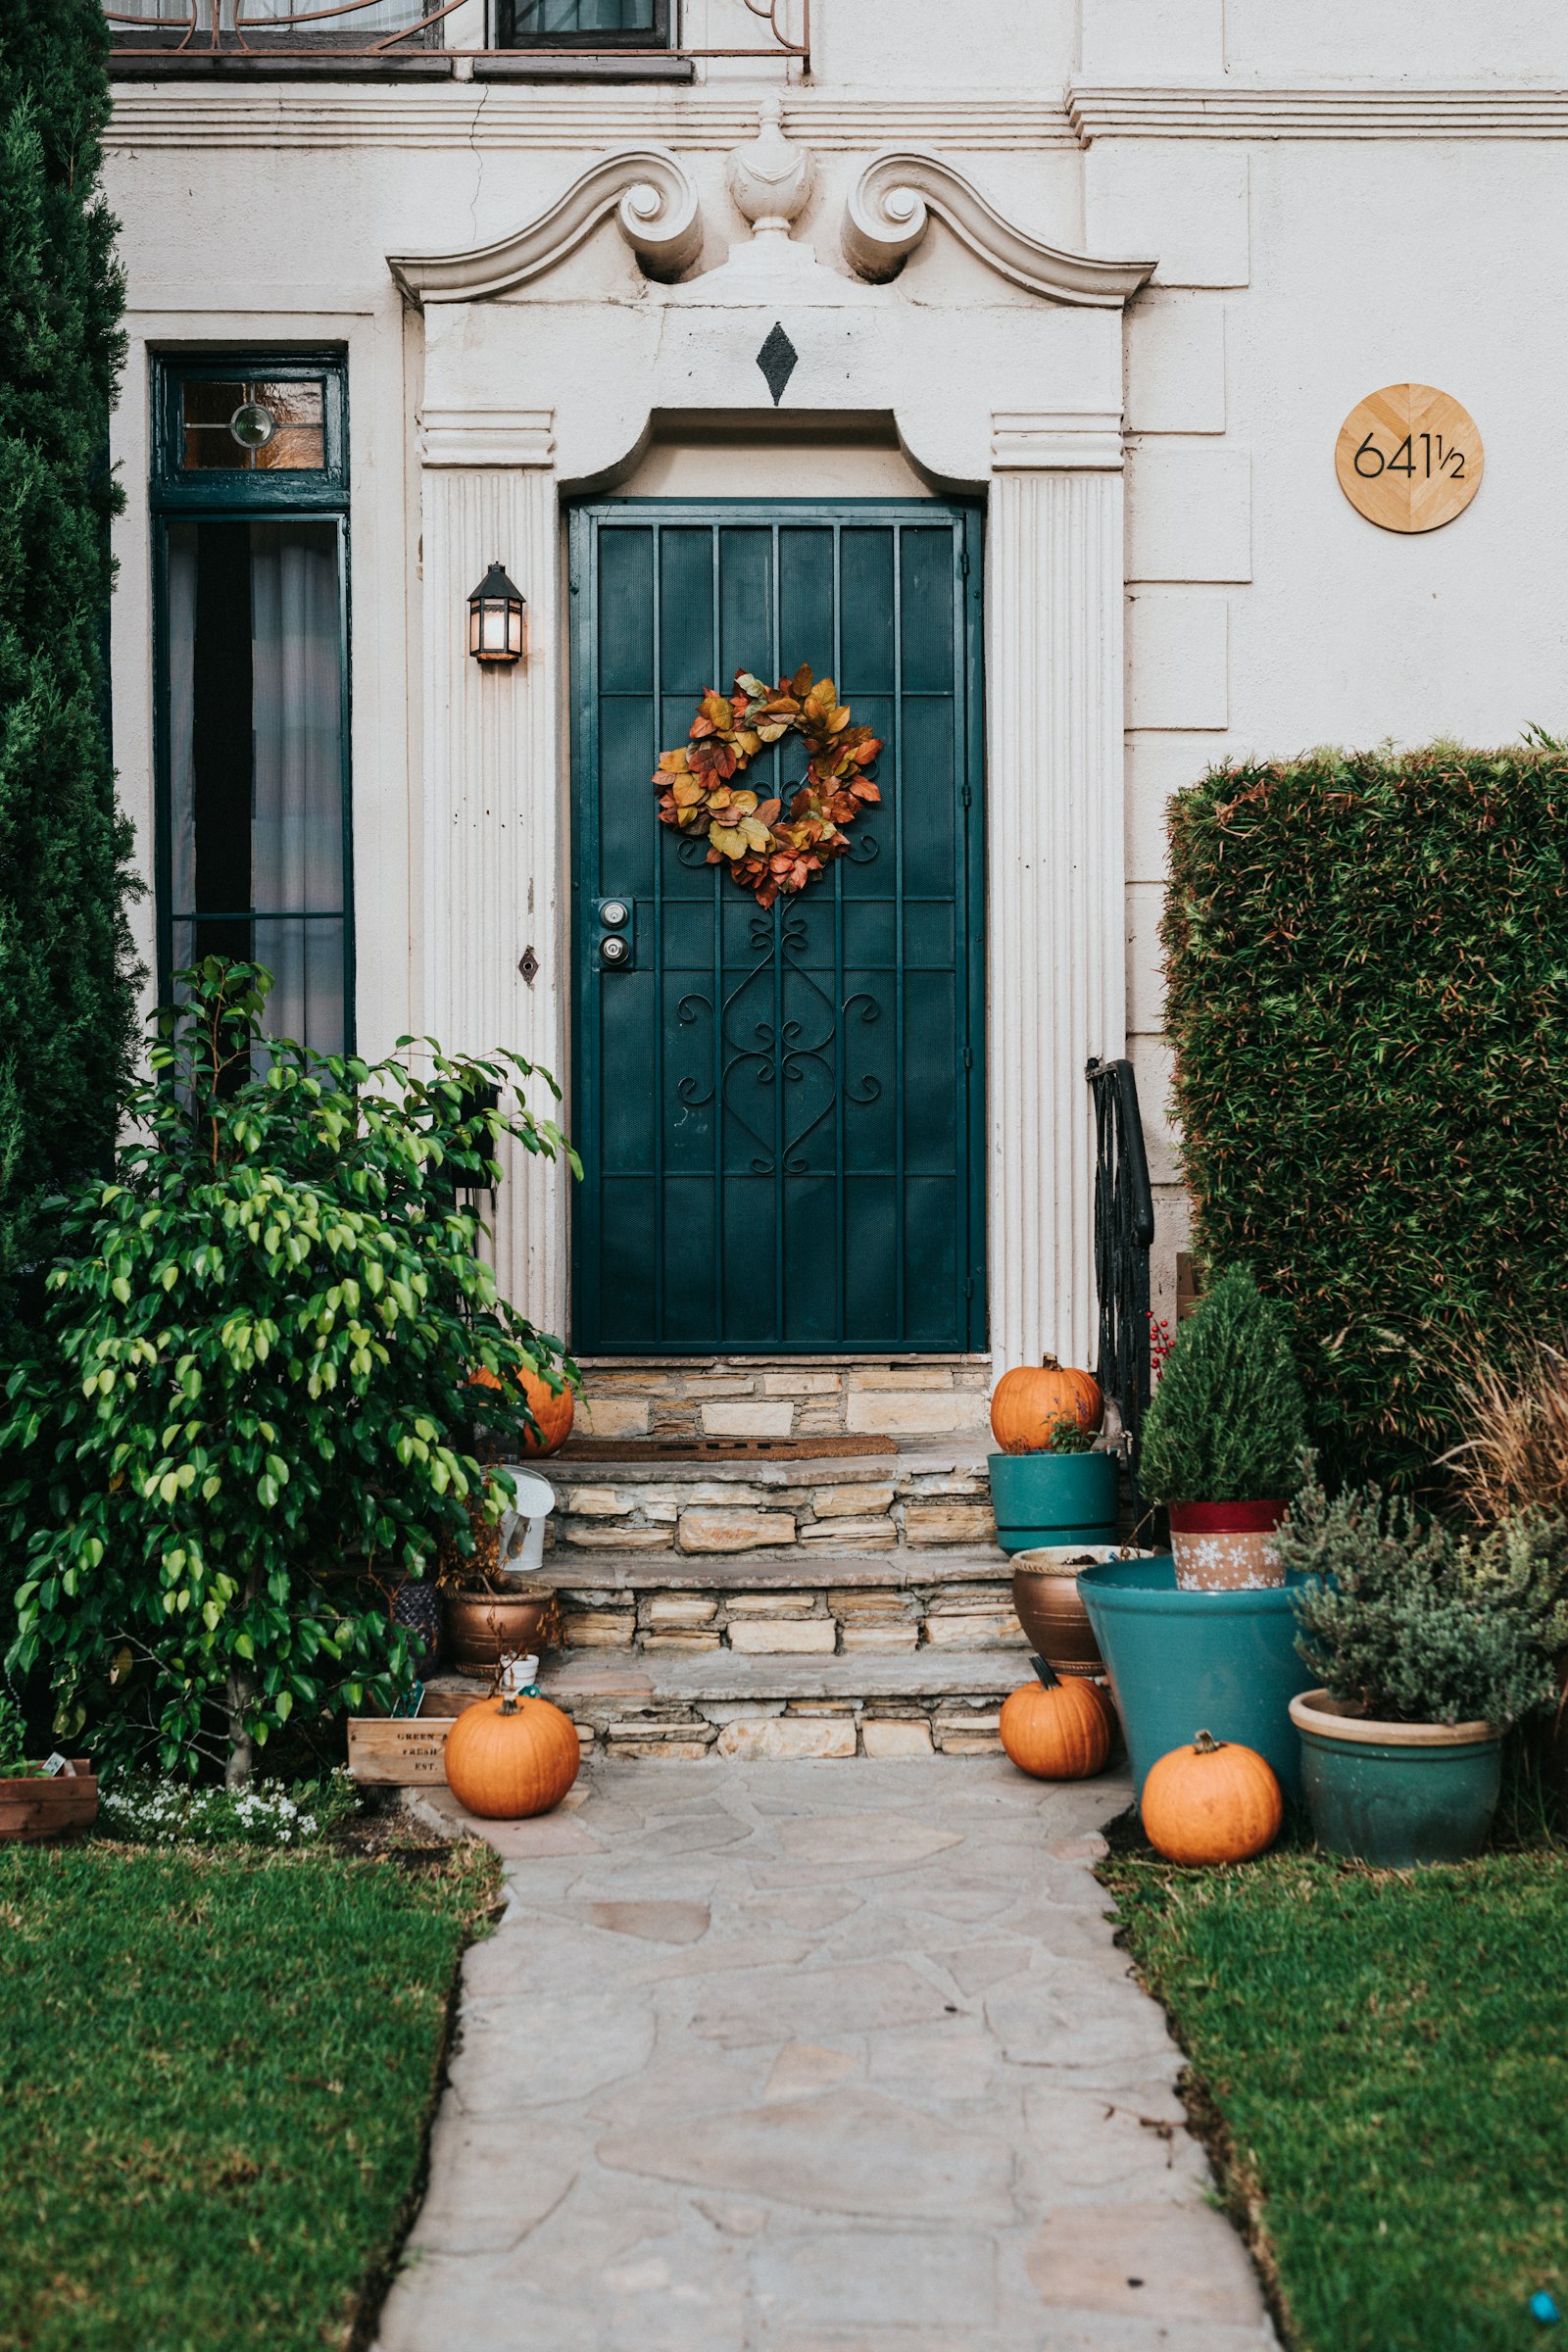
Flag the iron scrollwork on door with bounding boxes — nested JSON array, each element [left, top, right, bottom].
[[675, 909, 883, 1177]]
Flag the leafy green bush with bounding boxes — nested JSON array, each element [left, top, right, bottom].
[[1138, 1267, 1307, 1504], [1164, 748, 1568, 1484], [0, 960, 578, 1781], [1281, 1467, 1568, 1726]]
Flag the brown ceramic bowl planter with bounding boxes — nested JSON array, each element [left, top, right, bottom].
[[443, 1590, 551, 1674], [0, 1760, 97, 1844], [1010, 1544, 1161, 1669]]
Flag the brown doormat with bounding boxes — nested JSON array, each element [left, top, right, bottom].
[[558, 1434, 899, 1461]]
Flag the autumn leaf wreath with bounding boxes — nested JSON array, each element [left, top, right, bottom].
[[653, 665, 883, 910]]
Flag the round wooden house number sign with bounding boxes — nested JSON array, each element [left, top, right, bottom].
[[1335, 383, 1484, 532]]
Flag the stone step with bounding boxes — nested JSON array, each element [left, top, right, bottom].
[[533, 1546, 1021, 1655], [574, 1353, 993, 1446], [538, 1444, 997, 1559], [424, 1644, 1042, 1763]]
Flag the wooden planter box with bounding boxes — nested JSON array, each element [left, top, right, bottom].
[[346, 1718, 455, 1786], [0, 1762, 98, 1844]]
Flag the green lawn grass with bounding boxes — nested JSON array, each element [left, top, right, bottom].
[[0, 1838, 500, 2352], [1103, 1843, 1568, 2352]]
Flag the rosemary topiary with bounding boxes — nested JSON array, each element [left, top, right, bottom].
[[1281, 1467, 1568, 1728], [1138, 1267, 1307, 1505]]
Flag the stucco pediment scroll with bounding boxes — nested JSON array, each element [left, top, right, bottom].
[[388, 147, 701, 307], [844, 150, 1156, 309]]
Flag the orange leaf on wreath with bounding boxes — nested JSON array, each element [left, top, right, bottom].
[[653, 665, 883, 910]]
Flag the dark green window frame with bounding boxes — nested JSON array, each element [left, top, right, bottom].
[[150, 353, 355, 1054], [497, 0, 672, 50]]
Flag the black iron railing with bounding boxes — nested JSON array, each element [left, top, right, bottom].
[[1086, 1056, 1154, 1483]]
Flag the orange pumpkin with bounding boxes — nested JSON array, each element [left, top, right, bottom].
[[468, 1361, 576, 1457], [444, 1692, 580, 1819], [516, 1365, 574, 1457], [990, 1356, 1103, 1454], [1000, 1657, 1112, 1780], [1141, 1729, 1283, 1866]]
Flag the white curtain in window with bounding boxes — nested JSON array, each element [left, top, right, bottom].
[[109, 0, 430, 34], [250, 523, 345, 1052]]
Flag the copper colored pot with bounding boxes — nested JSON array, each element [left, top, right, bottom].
[[1011, 1564, 1104, 1669], [444, 1592, 548, 1673]]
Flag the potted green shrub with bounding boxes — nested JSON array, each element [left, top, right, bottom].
[[1137, 1268, 1306, 1591], [1282, 1471, 1568, 1865]]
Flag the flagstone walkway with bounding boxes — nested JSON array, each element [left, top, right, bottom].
[[375, 1760, 1279, 2352]]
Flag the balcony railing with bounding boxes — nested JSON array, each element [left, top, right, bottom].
[[106, 0, 808, 67]]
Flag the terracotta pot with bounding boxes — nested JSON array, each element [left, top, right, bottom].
[[1011, 1545, 1159, 1670], [0, 1761, 97, 1844], [444, 1592, 549, 1674], [1168, 1500, 1287, 1592]]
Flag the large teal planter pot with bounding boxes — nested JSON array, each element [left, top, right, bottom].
[[1077, 1558, 1309, 1800], [1290, 1690, 1501, 1867], [988, 1452, 1118, 1557]]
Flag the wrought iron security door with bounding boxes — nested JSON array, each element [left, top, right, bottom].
[[569, 499, 985, 1353]]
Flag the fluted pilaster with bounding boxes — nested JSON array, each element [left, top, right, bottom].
[[420, 410, 567, 1336], [987, 413, 1127, 1376]]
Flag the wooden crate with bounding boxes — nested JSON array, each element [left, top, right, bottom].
[[347, 1717, 454, 1786]]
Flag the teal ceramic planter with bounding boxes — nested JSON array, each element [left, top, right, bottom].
[[988, 1451, 1118, 1557], [1077, 1558, 1310, 1800], [1290, 1690, 1501, 1867]]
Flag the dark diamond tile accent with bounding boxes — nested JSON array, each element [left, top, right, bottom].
[[756, 321, 798, 407], [517, 946, 539, 986]]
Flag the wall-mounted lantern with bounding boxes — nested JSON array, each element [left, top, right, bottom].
[[467, 560, 527, 664]]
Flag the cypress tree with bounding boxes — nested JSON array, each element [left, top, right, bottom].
[[0, 0, 137, 1293]]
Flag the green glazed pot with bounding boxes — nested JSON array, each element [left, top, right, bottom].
[[1077, 1557, 1310, 1799], [1289, 1690, 1501, 1867], [988, 1451, 1118, 1557]]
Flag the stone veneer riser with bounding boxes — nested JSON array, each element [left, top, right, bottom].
[[543, 1555, 1022, 1658], [574, 1356, 993, 1445], [428, 1647, 1037, 1764], [539, 1446, 998, 1557]]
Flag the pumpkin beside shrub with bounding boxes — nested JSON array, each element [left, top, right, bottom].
[[444, 1693, 580, 1818], [1000, 1657, 1111, 1780], [991, 1357, 1102, 1455], [1141, 1729, 1282, 1865], [469, 1361, 575, 1457]]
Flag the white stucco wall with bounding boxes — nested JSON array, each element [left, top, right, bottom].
[[101, 0, 1568, 1344]]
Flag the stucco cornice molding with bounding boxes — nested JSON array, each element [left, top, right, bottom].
[[1068, 81, 1568, 142], [992, 411, 1125, 472], [843, 149, 1155, 309], [388, 146, 701, 305], [419, 408, 555, 468]]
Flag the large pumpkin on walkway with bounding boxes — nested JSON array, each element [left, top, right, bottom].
[[444, 1693, 580, 1819], [991, 1357, 1103, 1454], [1141, 1730, 1282, 1865], [1000, 1658, 1111, 1781]]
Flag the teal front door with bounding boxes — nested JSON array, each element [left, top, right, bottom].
[[569, 498, 985, 1353]]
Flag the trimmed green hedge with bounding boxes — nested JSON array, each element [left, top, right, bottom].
[[1162, 747, 1568, 1484]]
